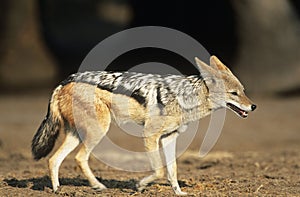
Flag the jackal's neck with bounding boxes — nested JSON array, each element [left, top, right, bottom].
[[182, 102, 212, 123], [181, 81, 212, 123]]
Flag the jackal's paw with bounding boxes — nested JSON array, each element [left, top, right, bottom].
[[175, 190, 187, 196], [52, 185, 60, 194], [92, 183, 107, 191], [136, 183, 146, 192], [173, 187, 188, 196]]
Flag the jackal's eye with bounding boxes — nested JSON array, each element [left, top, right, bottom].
[[230, 91, 238, 96]]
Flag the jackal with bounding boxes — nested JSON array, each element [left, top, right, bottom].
[[32, 55, 256, 195]]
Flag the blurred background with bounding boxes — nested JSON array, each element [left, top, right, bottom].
[[0, 0, 300, 94], [0, 2, 300, 195]]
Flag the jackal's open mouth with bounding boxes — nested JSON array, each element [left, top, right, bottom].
[[226, 103, 248, 118]]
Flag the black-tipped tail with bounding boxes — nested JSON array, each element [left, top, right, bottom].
[[31, 110, 60, 160]]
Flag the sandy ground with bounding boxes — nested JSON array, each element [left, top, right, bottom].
[[0, 91, 300, 196]]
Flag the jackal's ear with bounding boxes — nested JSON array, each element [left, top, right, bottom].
[[195, 57, 218, 80], [210, 55, 232, 74]]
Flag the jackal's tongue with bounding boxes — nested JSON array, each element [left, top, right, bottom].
[[241, 110, 248, 118], [226, 103, 248, 118]]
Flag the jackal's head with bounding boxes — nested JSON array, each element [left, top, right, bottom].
[[195, 55, 256, 118]]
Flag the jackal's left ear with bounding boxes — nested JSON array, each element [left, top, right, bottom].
[[195, 57, 218, 79], [210, 55, 232, 74]]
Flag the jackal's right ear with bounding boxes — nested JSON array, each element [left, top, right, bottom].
[[210, 55, 232, 74], [195, 57, 218, 80]]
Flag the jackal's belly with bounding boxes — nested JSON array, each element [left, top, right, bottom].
[[108, 98, 146, 126]]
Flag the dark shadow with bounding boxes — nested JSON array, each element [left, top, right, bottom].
[[276, 87, 300, 98], [196, 161, 219, 170], [97, 177, 137, 190], [4, 176, 135, 191], [4, 176, 191, 191], [4, 176, 53, 191], [179, 180, 193, 188], [147, 179, 192, 188]]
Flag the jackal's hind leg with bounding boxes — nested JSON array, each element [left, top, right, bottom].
[[49, 133, 80, 192], [75, 143, 107, 191], [75, 101, 111, 191], [137, 134, 164, 191]]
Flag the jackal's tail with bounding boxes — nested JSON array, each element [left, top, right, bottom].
[[31, 85, 63, 160]]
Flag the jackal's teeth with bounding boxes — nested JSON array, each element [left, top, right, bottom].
[[226, 103, 248, 118]]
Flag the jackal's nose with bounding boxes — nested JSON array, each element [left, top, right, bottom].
[[251, 104, 257, 111]]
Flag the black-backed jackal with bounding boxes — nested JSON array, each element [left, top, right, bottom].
[[32, 56, 256, 195]]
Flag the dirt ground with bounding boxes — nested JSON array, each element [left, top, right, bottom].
[[0, 91, 300, 196]]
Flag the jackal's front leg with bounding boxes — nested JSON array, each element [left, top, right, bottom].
[[137, 133, 164, 192], [161, 132, 187, 195]]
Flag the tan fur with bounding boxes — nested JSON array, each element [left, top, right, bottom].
[[49, 82, 192, 194], [57, 82, 147, 126], [210, 55, 232, 73], [33, 55, 256, 196]]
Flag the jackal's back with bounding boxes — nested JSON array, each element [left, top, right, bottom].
[[61, 71, 205, 111]]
